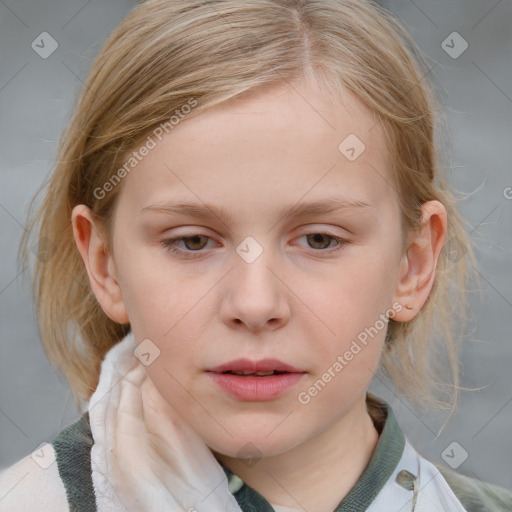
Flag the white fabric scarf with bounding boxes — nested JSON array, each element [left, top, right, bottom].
[[87, 331, 468, 512], [88, 331, 241, 512]]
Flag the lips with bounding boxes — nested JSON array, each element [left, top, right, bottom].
[[207, 358, 305, 375], [206, 358, 307, 401]]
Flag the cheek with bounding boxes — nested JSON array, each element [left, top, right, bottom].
[[316, 252, 400, 330], [295, 317, 385, 425], [114, 244, 199, 331], [299, 249, 400, 390]]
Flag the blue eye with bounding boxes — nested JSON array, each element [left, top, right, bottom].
[[160, 232, 348, 258]]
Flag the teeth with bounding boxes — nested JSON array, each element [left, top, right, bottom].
[[230, 370, 276, 376]]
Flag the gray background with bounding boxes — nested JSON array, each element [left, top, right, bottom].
[[1, 0, 511, 496]]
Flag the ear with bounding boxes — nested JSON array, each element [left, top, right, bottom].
[[392, 200, 447, 322], [71, 204, 129, 324]]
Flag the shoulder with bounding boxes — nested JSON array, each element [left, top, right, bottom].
[[0, 444, 69, 511], [0, 412, 95, 512], [436, 463, 512, 512]]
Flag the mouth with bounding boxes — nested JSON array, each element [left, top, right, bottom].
[[207, 358, 305, 375], [206, 358, 307, 401], [221, 370, 288, 376]]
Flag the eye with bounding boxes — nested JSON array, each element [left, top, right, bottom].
[[161, 231, 348, 259], [297, 232, 347, 255], [161, 234, 214, 257]]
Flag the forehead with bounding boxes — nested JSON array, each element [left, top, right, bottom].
[[115, 79, 395, 222]]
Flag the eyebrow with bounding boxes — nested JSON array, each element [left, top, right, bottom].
[[141, 197, 374, 226]]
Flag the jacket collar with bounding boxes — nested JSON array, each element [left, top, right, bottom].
[[218, 396, 406, 512]]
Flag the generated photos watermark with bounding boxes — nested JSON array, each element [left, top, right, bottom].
[[297, 302, 403, 405], [94, 98, 198, 200]]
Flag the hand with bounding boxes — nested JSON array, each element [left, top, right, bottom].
[[89, 351, 243, 512]]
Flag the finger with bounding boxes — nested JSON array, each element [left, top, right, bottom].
[[141, 376, 227, 487]]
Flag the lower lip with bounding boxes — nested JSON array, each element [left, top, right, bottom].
[[207, 372, 306, 401]]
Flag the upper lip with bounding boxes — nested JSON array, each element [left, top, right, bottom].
[[207, 358, 305, 373]]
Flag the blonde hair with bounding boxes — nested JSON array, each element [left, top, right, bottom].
[[19, 0, 475, 411]]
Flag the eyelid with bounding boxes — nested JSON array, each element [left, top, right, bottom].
[[296, 224, 349, 236]]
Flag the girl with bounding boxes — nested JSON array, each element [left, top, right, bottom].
[[1, 0, 510, 510]]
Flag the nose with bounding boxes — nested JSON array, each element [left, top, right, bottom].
[[219, 244, 291, 332]]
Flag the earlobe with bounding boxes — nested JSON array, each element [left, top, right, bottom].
[[392, 200, 447, 322], [71, 205, 129, 324]]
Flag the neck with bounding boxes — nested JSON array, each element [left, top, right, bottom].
[[215, 397, 380, 512]]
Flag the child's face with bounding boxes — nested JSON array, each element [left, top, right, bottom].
[[105, 78, 406, 457]]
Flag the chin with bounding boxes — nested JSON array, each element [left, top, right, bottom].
[[204, 426, 304, 460]]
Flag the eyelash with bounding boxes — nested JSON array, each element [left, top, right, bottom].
[[160, 232, 348, 259]]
